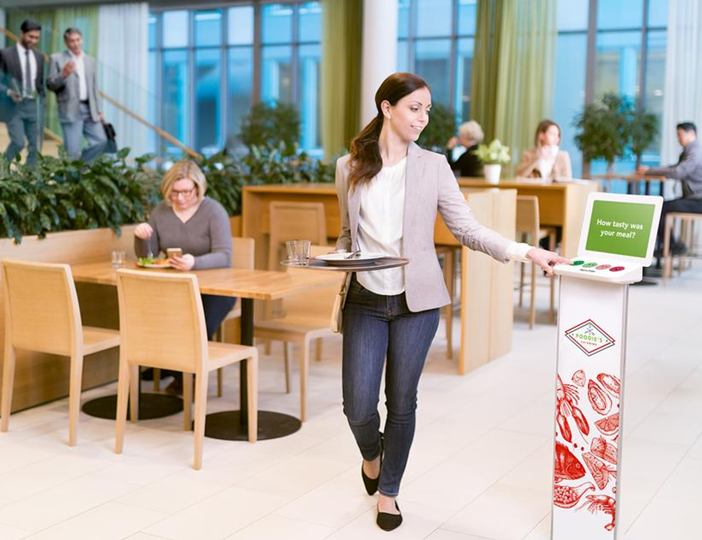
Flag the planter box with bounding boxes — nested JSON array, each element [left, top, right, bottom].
[[0, 226, 137, 413]]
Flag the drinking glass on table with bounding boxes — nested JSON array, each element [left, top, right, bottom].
[[285, 239, 311, 265], [111, 250, 127, 269]]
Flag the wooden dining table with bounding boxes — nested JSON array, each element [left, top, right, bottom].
[[456, 178, 600, 258], [70, 261, 340, 441], [590, 173, 670, 196]]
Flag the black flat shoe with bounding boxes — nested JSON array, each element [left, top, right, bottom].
[[376, 501, 402, 531], [361, 435, 384, 495]]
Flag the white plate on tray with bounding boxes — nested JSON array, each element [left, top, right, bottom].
[[314, 252, 388, 266]]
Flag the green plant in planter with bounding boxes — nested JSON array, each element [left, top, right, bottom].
[[574, 93, 629, 171], [240, 142, 335, 186], [194, 151, 246, 216], [0, 149, 159, 243], [417, 103, 457, 152], [628, 107, 658, 166], [239, 101, 301, 157], [474, 139, 511, 165]]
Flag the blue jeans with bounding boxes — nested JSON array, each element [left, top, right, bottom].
[[342, 275, 440, 497]]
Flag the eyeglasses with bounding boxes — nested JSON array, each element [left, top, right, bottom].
[[170, 187, 196, 199]]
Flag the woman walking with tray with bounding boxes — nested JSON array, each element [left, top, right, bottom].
[[335, 72, 568, 531]]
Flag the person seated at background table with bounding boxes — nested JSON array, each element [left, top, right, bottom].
[[134, 160, 235, 392], [516, 119, 572, 179], [637, 122, 702, 256], [445, 120, 483, 177]]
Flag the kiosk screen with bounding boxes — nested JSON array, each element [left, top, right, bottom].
[[585, 200, 656, 258]]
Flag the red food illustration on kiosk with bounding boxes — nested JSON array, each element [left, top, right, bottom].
[[582, 452, 616, 490], [554, 441, 586, 481], [554, 482, 595, 508], [595, 412, 619, 436], [587, 379, 612, 415], [597, 373, 621, 398], [579, 494, 617, 531], [556, 375, 590, 441], [572, 370, 586, 387], [591, 436, 618, 465]]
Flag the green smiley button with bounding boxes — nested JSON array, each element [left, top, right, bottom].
[[583, 262, 598, 268], [572, 260, 585, 266]]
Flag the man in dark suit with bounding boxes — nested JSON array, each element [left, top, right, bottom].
[[0, 19, 45, 166]]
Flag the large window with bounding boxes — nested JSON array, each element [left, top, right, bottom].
[[553, 0, 667, 179], [148, 1, 322, 157], [397, 0, 478, 121]]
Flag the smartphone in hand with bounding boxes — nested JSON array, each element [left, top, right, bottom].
[[167, 248, 183, 258]]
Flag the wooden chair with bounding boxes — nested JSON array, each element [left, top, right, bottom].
[[663, 212, 702, 280], [265, 201, 328, 358], [436, 246, 458, 359], [254, 245, 343, 422], [1, 260, 120, 446], [516, 196, 556, 328], [114, 269, 258, 470]]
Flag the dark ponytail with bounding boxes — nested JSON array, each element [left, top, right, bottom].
[[348, 72, 429, 190]]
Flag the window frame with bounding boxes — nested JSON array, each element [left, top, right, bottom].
[[148, 0, 322, 156]]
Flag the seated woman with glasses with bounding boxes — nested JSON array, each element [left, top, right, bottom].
[[134, 160, 235, 392]]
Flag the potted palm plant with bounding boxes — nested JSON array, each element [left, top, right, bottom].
[[474, 139, 511, 184]]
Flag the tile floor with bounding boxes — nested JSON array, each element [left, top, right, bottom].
[[0, 264, 700, 539]]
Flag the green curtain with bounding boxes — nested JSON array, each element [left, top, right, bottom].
[[321, 0, 363, 160], [6, 7, 99, 136], [470, 0, 502, 143], [471, 0, 557, 172]]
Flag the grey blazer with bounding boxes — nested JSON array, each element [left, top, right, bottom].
[[335, 142, 513, 313], [46, 51, 102, 123]]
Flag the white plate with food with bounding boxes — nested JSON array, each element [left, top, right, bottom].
[[314, 252, 388, 266], [136, 257, 173, 269]]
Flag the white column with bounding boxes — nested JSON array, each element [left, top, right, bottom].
[[360, 0, 398, 127]]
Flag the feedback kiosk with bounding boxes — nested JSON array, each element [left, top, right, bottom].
[[550, 192, 662, 540]]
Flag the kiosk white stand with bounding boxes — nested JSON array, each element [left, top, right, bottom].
[[550, 193, 662, 540]]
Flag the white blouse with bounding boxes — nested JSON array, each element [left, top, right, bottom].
[[356, 157, 532, 296], [356, 158, 407, 295]]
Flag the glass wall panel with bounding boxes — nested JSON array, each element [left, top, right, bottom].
[[643, 30, 666, 166], [162, 10, 189, 49], [162, 50, 189, 153], [148, 14, 157, 49], [557, 0, 589, 31], [415, 39, 451, 106], [228, 47, 254, 145], [262, 45, 293, 104], [228, 6, 254, 45], [398, 0, 410, 39], [554, 33, 587, 177], [455, 38, 473, 121], [597, 0, 644, 30], [147, 50, 158, 154], [595, 31, 641, 99], [299, 44, 321, 150], [648, 0, 668, 28], [416, 0, 452, 37], [397, 40, 410, 72], [194, 10, 221, 47], [262, 4, 293, 44], [457, 0, 478, 35], [195, 49, 221, 155], [299, 2, 322, 42]]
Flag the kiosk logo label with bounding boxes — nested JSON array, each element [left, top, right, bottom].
[[565, 319, 615, 356]]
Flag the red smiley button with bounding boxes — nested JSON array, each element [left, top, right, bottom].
[[609, 266, 625, 272], [596, 264, 611, 270]]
